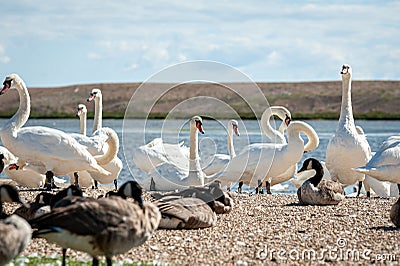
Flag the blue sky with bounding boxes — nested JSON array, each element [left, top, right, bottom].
[[1, 1, 399, 86]]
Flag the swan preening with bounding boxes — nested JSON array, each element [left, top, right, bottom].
[[72, 100, 123, 190], [0, 74, 113, 189]]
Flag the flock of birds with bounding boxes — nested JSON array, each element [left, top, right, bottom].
[[1, 64, 400, 265]]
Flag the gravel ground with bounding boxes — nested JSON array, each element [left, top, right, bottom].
[[2, 180, 400, 265]]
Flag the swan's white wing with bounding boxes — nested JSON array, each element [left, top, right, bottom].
[[15, 127, 91, 161], [89, 157, 123, 184], [148, 162, 191, 191], [69, 133, 103, 155], [0, 146, 18, 165], [133, 138, 189, 173], [202, 154, 230, 175]]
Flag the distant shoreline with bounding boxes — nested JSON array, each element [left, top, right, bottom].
[[1, 80, 399, 120]]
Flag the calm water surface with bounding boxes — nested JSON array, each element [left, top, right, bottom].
[[1, 118, 399, 194]]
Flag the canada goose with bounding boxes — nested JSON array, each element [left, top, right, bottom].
[[29, 181, 161, 266], [14, 185, 83, 221], [0, 184, 32, 265], [297, 158, 345, 205], [390, 198, 400, 227], [155, 196, 217, 229], [151, 181, 234, 214]]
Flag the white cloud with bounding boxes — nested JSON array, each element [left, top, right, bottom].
[[1, 1, 399, 85]]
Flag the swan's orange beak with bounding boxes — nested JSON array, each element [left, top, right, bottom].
[[0, 80, 11, 95], [285, 115, 291, 126], [8, 164, 19, 170], [87, 93, 95, 102], [233, 125, 240, 136], [77, 108, 83, 117], [196, 121, 205, 134]]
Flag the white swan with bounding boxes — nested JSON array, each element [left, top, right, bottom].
[[148, 116, 205, 191], [325, 65, 372, 196], [0, 146, 45, 187], [0, 74, 112, 188], [237, 106, 292, 193], [201, 119, 240, 175], [261, 106, 292, 144], [354, 136, 400, 194], [86, 89, 123, 189], [210, 121, 319, 189]]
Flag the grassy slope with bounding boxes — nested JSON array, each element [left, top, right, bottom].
[[0, 81, 399, 119]]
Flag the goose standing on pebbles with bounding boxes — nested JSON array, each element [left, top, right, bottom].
[[297, 158, 345, 205], [0, 184, 32, 265], [325, 65, 372, 196], [0, 74, 112, 189], [29, 181, 161, 266]]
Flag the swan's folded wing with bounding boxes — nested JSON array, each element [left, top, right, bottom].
[[18, 127, 95, 161]]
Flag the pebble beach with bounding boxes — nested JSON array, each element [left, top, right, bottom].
[[2, 180, 399, 266]]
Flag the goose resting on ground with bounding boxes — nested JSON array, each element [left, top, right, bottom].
[[297, 158, 345, 206]]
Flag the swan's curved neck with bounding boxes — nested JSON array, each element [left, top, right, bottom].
[[3, 79, 30, 132], [188, 123, 204, 185], [261, 108, 286, 144], [338, 76, 355, 129], [287, 122, 319, 154], [227, 124, 236, 158], [94, 128, 119, 165], [80, 112, 87, 136], [92, 97, 102, 134]]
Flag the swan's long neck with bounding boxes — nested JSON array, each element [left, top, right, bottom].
[[188, 123, 204, 185], [338, 76, 355, 129], [227, 124, 235, 158], [261, 108, 286, 144], [3, 79, 30, 132], [287, 122, 319, 159], [80, 112, 87, 136], [92, 97, 102, 134], [93, 128, 119, 165]]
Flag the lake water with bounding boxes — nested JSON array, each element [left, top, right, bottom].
[[1, 118, 399, 194]]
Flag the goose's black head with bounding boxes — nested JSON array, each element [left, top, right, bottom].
[[298, 158, 324, 187], [114, 181, 144, 209], [0, 154, 5, 174], [50, 185, 83, 208], [0, 184, 28, 207]]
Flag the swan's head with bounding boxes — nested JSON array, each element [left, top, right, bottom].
[[0, 184, 28, 207], [76, 104, 87, 117], [87, 88, 102, 102], [1, 74, 22, 95], [230, 119, 240, 136], [191, 116, 205, 134], [298, 158, 324, 186], [271, 106, 292, 126], [340, 64, 352, 78]]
